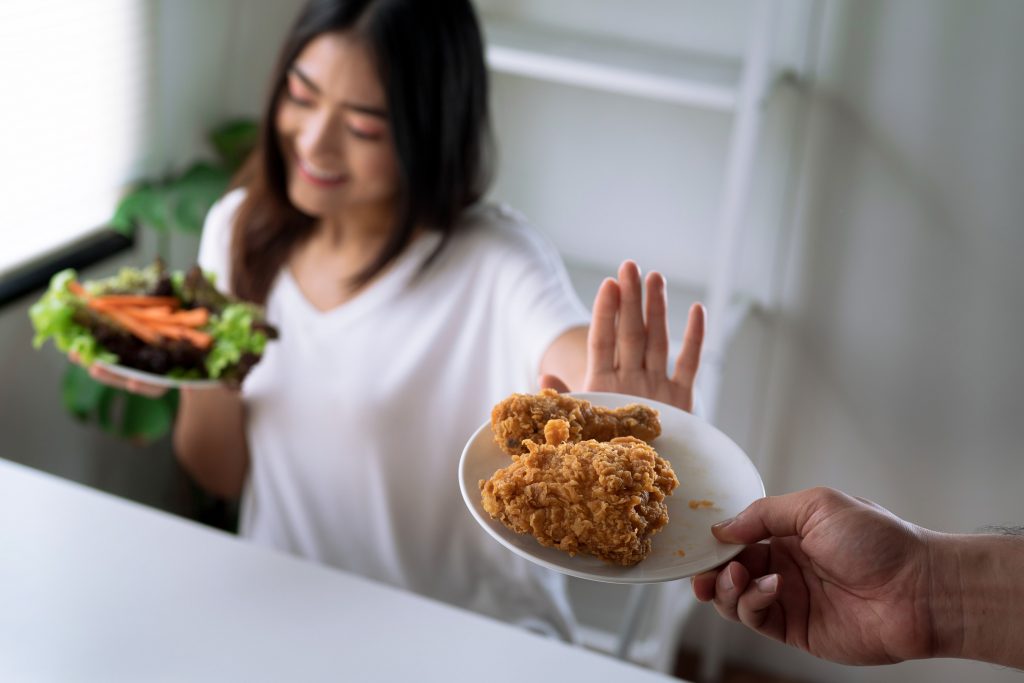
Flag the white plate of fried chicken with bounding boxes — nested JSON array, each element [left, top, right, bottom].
[[459, 390, 764, 583]]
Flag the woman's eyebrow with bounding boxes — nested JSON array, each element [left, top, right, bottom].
[[288, 65, 322, 93], [288, 65, 388, 119], [342, 102, 387, 119]]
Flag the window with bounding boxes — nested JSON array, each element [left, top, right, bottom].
[[0, 0, 155, 278]]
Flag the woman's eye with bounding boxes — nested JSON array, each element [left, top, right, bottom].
[[285, 90, 314, 108], [347, 126, 381, 141]]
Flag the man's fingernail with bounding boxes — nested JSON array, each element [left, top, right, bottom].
[[756, 574, 778, 593], [711, 517, 735, 530], [719, 567, 734, 591]]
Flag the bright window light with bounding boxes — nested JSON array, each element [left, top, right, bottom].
[[0, 0, 154, 277]]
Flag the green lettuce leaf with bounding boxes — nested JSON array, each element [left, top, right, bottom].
[[204, 304, 268, 378], [28, 269, 117, 365]]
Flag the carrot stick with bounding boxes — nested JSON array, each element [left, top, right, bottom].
[[68, 281, 89, 298], [178, 328, 213, 350], [121, 306, 176, 320], [90, 295, 180, 308], [75, 281, 213, 348], [99, 309, 162, 345], [149, 323, 213, 350], [144, 323, 182, 339], [167, 308, 209, 327], [112, 306, 209, 329]]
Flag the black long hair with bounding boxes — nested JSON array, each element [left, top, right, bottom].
[[231, 0, 493, 303]]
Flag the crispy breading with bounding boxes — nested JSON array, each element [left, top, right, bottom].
[[490, 388, 661, 456], [480, 418, 678, 566]]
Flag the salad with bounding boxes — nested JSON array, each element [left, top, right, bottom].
[[30, 261, 278, 386]]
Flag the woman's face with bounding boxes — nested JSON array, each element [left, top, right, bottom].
[[275, 32, 398, 219]]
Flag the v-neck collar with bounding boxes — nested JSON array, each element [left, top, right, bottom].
[[279, 231, 443, 327]]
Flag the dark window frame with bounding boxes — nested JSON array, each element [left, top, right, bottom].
[[0, 228, 135, 308]]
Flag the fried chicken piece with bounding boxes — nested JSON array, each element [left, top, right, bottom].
[[490, 388, 661, 456], [480, 418, 678, 566]]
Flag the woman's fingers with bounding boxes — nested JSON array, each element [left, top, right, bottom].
[[587, 278, 620, 376], [643, 271, 669, 378], [672, 302, 705, 390], [70, 351, 167, 398], [587, 262, 705, 409], [87, 364, 128, 389], [615, 261, 646, 371], [125, 379, 168, 398], [84, 362, 167, 398]]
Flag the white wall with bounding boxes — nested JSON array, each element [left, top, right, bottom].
[[771, 0, 1024, 531], [479, 0, 812, 311], [686, 1, 1024, 682], [153, 0, 306, 166]]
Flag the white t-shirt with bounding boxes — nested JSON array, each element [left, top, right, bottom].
[[198, 189, 590, 639]]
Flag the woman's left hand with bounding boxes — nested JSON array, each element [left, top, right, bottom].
[[542, 260, 705, 413]]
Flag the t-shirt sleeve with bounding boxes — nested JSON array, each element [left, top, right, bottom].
[[490, 208, 590, 383], [196, 188, 246, 295]]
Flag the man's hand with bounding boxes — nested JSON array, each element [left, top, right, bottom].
[[690, 487, 939, 665]]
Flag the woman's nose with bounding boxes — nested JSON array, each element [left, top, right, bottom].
[[298, 109, 344, 159]]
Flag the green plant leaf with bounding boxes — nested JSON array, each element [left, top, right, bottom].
[[97, 386, 117, 432], [165, 388, 180, 414], [110, 192, 139, 234], [209, 119, 259, 171], [111, 185, 170, 233], [61, 364, 105, 420], [168, 162, 231, 234], [120, 392, 175, 441]]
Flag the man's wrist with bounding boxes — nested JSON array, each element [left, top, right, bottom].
[[927, 531, 1024, 667]]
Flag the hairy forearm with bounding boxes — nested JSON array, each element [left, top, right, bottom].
[[928, 531, 1024, 667], [173, 387, 249, 499]]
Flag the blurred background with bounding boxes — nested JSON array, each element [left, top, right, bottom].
[[1, 1, 1021, 681]]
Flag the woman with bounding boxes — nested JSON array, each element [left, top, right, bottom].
[[85, 0, 706, 639]]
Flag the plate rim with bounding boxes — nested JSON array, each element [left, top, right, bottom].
[[458, 391, 765, 584], [93, 360, 221, 390]]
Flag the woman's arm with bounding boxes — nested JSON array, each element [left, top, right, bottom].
[[538, 326, 588, 390], [540, 260, 705, 412], [173, 387, 249, 499], [79, 356, 250, 500]]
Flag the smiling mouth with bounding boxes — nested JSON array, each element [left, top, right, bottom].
[[297, 158, 347, 187]]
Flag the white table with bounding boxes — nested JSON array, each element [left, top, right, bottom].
[[0, 459, 682, 682]]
